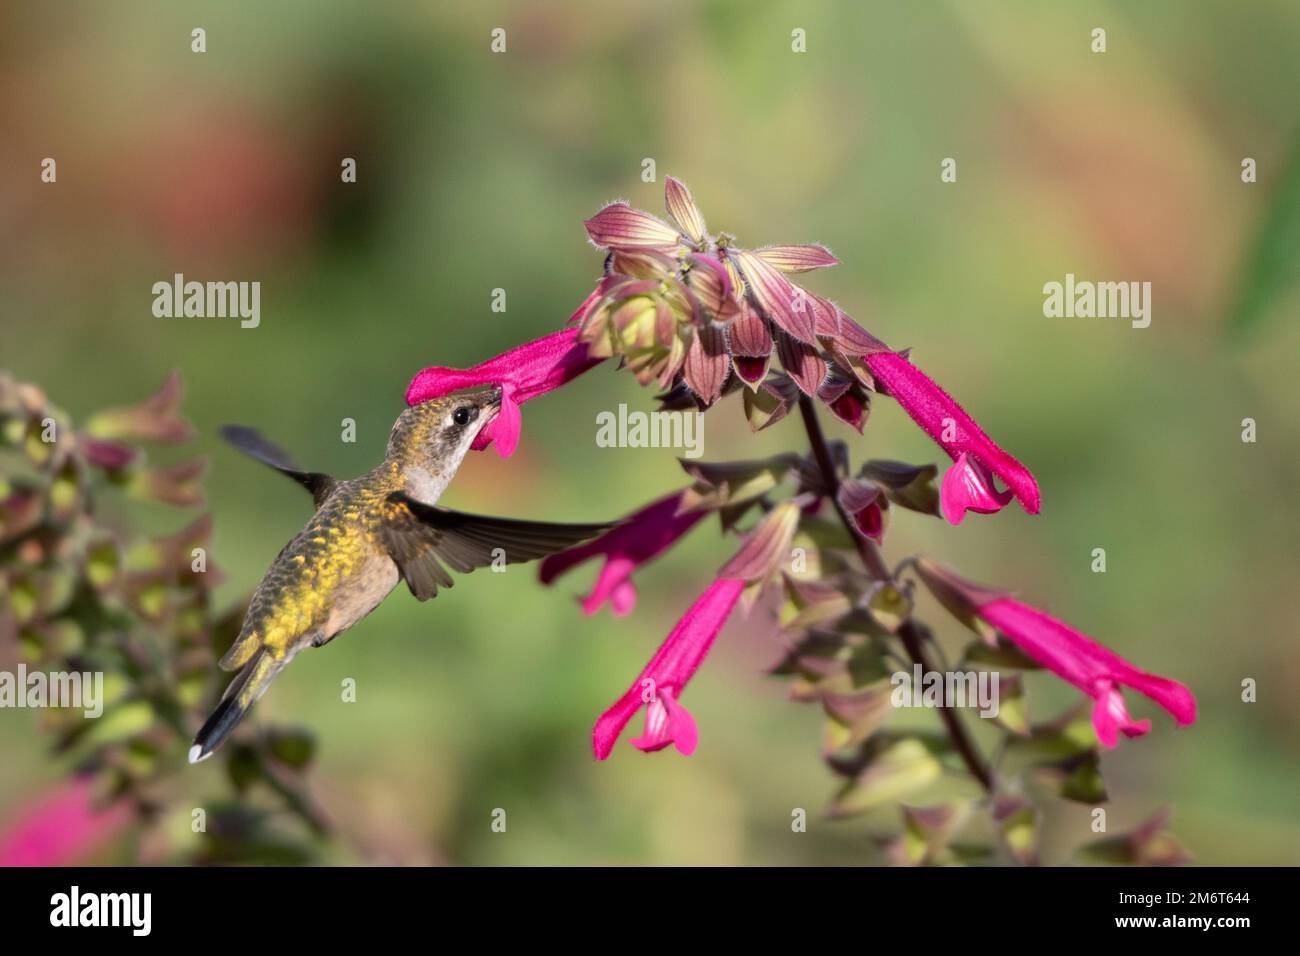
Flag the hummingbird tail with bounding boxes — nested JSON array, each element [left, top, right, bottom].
[[189, 649, 286, 764]]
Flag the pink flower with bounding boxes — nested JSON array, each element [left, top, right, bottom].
[[975, 597, 1196, 748], [864, 351, 1040, 525], [405, 327, 604, 457], [538, 491, 706, 616], [593, 577, 745, 759], [0, 779, 130, 866], [584, 202, 683, 250]]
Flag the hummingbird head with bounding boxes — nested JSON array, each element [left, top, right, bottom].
[[386, 385, 503, 498]]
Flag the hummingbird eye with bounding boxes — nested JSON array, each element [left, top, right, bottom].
[[452, 406, 474, 427]]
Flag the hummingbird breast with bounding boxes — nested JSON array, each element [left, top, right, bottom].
[[239, 477, 401, 660]]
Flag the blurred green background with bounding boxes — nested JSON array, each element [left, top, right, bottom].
[[2, 0, 1298, 864]]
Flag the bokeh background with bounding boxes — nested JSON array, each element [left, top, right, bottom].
[[2, 0, 1298, 864]]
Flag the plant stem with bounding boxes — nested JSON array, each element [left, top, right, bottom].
[[796, 395, 995, 794]]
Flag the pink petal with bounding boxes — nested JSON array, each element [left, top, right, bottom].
[[683, 322, 730, 405], [579, 555, 638, 617], [976, 597, 1196, 746], [940, 452, 1015, 525], [726, 302, 774, 389], [776, 331, 829, 397], [610, 580, 637, 616], [630, 689, 699, 755], [865, 351, 1040, 519], [584, 202, 681, 249], [1092, 682, 1152, 748], [664, 177, 707, 245], [683, 253, 733, 317], [731, 250, 818, 345], [407, 327, 605, 454], [591, 577, 744, 759], [593, 697, 640, 760], [407, 328, 602, 406], [812, 301, 888, 355], [0, 779, 130, 866], [663, 693, 700, 755], [540, 491, 708, 616], [484, 390, 521, 457], [756, 244, 840, 273]]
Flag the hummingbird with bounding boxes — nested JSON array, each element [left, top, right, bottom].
[[189, 384, 613, 763]]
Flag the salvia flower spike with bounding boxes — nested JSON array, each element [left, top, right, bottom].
[[401, 178, 1192, 855], [570, 178, 1041, 530]]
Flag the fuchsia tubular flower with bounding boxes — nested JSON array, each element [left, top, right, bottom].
[[864, 351, 1040, 525], [915, 559, 1196, 749], [405, 327, 604, 456], [0, 779, 130, 866], [592, 577, 745, 758], [538, 491, 706, 616], [977, 598, 1196, 747], [590, 501, 800, 759]]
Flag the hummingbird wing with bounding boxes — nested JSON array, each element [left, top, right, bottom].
[[380, 490, 617, 601], [221, 424, 338, 508]]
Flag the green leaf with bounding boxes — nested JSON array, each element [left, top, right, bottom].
[[1005, 708, 1098, 762], [82, 699, 155, 747], [993, 795, 1039, 866], [1077, 808, 1191, 866], [962, 639, 1042, 671], [828, 738, 943, 818], [741, 376, 797, 432], [860, 459, 940, 517], [1060, 755, 1108, 804], [678, 453, 801, 511], [889, 800, 972, 866], [821, 678, 894, 753], [864, 581, 912, 633], [991, 674, 1031, 737], [777, 576, 852, 631]]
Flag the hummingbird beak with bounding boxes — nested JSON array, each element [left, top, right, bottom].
[[478, 385, 504, 428]]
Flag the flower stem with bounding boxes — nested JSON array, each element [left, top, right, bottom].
[[796, 395, 995, 794]]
